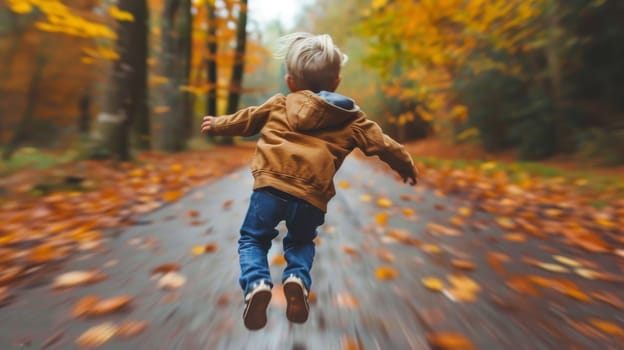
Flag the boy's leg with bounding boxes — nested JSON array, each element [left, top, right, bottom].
[[238, 190, 287, 294], [282, 201, 325, 289], [238, 190, 287, 330], [282, 200, 324, 323]]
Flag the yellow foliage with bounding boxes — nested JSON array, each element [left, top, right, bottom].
[[109, 6, 135, 22]]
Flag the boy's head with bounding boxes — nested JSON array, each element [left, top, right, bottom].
[[275, 32, 348, 93]]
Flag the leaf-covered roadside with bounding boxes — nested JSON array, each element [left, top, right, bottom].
[[0, 146, 254, 298]]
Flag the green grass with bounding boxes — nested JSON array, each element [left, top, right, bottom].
[[0, 147, 78, 176], [413, 156, 624, 195]]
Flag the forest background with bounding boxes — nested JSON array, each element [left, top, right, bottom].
[[1, 0, 623, 170]]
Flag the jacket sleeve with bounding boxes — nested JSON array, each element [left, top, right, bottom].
[[211, 94, 282, 137], [352, 115, 416, 179]]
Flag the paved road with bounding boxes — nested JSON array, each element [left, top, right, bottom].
[[1, 157, 622, 349]]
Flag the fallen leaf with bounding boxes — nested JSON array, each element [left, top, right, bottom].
[[487, 252, 510, 275], [374, 212, 389, 226], [377, 198, 393, 208], [359, 194, 372, 202], [91, 296, 133, 316], [401, 207, 415, 217], [157, 272, 186, 290], [52, 271, 106, 289], [75, 322, 117, 348], [495, 217, 517, 230], [422, 277, 444, 291], [341, 335, 363, 350], [575, 268, 599, 279], [375, 266, 398, 280], [503, 233, 526, 243], [451, 260, 475, 271], [271, 254, 286, 265], [458, 207, 472, 217], [342, 246, 359, 256], [589, 319, 624, 337], [338, 181, 351, 189], [72, 296, 100, 318], [117, 321, 149, 337], [151, 263, 181, 275], [427, 332, 475, 350], [428, 223, 461, 237], [185, 210, 199, 218], [592, 291, 624, 310], [422, 244, 441, 254], [335, 293, 360, 309], [553, 255, 581, 267], [222, 200, 233, 209], [536, 262, 569, 273], [163, 190, 183, 202]]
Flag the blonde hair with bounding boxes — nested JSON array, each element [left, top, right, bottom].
[[274, 32, 348, 92]]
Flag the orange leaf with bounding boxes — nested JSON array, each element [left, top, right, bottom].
[[72, 295, 100, 318], [374, 212, 389, 226], [271, 254, 286, 265], [163, 190, 183, 202], [427, 223, 461, 236], [427, 332, 475, 350], [375, 266, 398, 280], [117, 320, 149, 337], [91, 296, 133, 316], [590, 319, 624, 336], [503, 233, 526, 243], [222, 200, 233, 209], [592, 291, 624, 310], [495, 217, 516, 230], [335, 293, 360, 309], [338, 181, 351, 189], [451, 260, 475, 271], [341, 335, 363, 350], [75, 322, 117, 348], [151, 263, 181, 275]]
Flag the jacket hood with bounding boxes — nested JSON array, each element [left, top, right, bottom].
[[285, 90, 360, 131]]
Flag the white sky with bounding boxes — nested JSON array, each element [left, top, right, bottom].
[[248, 0, 314, 29]]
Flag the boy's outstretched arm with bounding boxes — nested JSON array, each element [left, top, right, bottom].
[[353, 115, 418, 185], [200, 94, 282, 137]]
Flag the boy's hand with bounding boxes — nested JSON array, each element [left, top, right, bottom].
[[402, 174, 417, 186], [401, 166, 418, 186], [201, 116, 215, 133]]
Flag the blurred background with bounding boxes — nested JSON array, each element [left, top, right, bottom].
[[1, 0, 623, 168]]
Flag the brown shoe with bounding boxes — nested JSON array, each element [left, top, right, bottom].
[[243, 281, 272, 330], [283, 275, 309, 323]]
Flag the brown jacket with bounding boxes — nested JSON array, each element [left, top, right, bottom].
[[211, 90, 416, 212]]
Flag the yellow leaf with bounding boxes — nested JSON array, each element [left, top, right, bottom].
[[9, 1, 33, 14], [376, 198, 393, 208], [338, 181, 351, 189], [575, 268, 599, 279], [163, 190, 182, 202], [401, 207, 415, 217], [537, 263, 568, 273], [458, 207, 472, 217], [422, 244, 441, 254], [359, 194, 372, 202], [422, 277, 444, 291], [109, 5, 135, 21], [191, 245, 204, 255], [495, 217, 516, 230], [553, 255, 581, 268]]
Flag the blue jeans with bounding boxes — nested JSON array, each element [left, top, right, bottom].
[[238, 188, 325, 295]]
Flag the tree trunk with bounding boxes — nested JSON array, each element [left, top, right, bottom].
[[157, 0, 192, 152], [2, 54, 47, 160], [131, 0, 151, 150], [226, 0, 248, 114], [92, 0, 150, 160], [205, 0, 218, 118], [0, 11, 24, 146]]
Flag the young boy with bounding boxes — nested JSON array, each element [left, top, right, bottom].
[[201, 32, 417, 330]]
